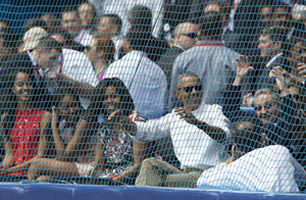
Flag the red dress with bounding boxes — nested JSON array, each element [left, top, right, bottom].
[[8, 107, 46, 176]]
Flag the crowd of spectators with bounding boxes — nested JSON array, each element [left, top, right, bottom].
[[1, 0, 306, 193]]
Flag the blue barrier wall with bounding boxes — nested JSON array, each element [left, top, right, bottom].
[[0, 185, 305, 200]]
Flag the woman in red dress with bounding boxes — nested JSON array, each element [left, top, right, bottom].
[[0, 60, 51, 177]]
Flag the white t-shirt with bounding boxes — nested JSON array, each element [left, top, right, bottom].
[[103, 50, 167, 119], [197, 145, 306, 193], [134, 103, 231, 169]]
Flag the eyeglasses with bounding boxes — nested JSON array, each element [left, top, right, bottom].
[[179, 85, 202, 93], [179, 32, 198, 39]]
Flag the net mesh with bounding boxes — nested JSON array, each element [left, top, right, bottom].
[[0, 0, 305, 194]]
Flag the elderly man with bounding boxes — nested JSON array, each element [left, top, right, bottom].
[[169, 12, 240, 109], [121, 72, 230, 188]]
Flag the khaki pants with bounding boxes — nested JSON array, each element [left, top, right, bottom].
[[135, 158, 203, 188]]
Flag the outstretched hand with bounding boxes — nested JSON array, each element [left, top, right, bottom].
[[175, 107, 200, 126]]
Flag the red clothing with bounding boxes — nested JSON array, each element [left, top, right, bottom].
[[8, 107, 45, 176]]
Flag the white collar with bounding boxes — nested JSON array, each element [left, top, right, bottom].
[[27, 51, 37, 67]]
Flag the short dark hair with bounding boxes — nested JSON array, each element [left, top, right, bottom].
[[103, 14, 122, 33], [129, 5, 152, 31], [126, 27, 150, 52], [36, 36, 62, 54], [200, 11, 222, 38], [91, 77, 135, 118]]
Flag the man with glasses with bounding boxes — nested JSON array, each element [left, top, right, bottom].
[[158, 22, 199, 91], [123, 72, 230, 188], [169, 12, 241, 110]]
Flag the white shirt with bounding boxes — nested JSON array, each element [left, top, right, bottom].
[[62, 48, 99, 109], [197, 145, 306, 193], [74, 29, 93, 47], [62, 48, 98, 87], [104, 50, 167, 119], [134, 103, 230, 169]]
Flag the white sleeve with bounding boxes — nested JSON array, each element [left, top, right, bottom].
[[133, 113, 173, 141], [206, 105, 231, 138]]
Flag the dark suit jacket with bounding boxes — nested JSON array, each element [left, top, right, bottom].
[[157, 45, 184, 89], [146, 34, 170, 63]]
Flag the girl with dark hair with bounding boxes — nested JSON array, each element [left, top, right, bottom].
[[27, 87, 94, 180], [0, 60, 51, 177]]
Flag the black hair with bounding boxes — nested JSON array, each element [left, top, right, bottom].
[[126, 27, 150, 52], [129, 5, 152, 31], [230, 117, 263, 154], [53, 87, 81, 109], [2, 59, 38, 137], [103, 14, 122, 34], [91, 77, 134, 119]]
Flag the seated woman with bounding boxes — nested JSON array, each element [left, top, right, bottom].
[[90, 77, 148, 185], [84, 33, 115, 81], [197, 117, 306, 193], [0, 60, 51, 178], [27, 87, 93, 181]]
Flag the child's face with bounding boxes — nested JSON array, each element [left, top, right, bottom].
[[103, 86, 121, 115], [13, 72, 34, 103], [58, 95, 79, 123]]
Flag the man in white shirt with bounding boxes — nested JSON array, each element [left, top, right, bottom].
[[197, 117, 306, 193], [125, 72, 230, 188], [103, 30, 167, 119], [77, 2, 96, 47]]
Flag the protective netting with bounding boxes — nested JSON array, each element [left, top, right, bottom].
[[0, 0, 306, 194]]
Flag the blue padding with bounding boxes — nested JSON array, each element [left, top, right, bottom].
[[0, 185, 305, 200]]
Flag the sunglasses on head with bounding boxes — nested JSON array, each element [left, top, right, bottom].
[[179, 84, 202, 93], [180, 32, 198, 39]]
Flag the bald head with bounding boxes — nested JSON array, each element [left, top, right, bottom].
[[173, 22, 198, 50]]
